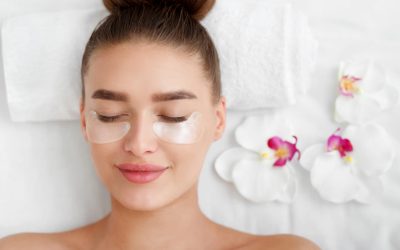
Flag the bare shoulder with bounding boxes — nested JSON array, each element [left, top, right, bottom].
[[0, 221, 100, 250], [0, 232, 73, 250], [0, 216, 106, 250], [247, 234, 321, 250], [0, 216, 108, 250], [214, 223, 320, 250]]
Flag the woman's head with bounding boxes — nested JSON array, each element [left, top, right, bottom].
[[81, 0, 221, 105], [79, 0, 225, 211]]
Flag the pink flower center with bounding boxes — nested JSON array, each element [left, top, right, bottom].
[[327, 130, 353, 158], [266, 136, 301, 167], [340, 75, 361, 97], [275, 147, 289, 159]]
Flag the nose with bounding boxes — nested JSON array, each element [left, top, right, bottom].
[[123, 115, 158, 156]]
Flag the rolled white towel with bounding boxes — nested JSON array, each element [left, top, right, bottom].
[[1, 2, 318, 122], [1, 8, 108, 122], [201, 0, 318, 110]]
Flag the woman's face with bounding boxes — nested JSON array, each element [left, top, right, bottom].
[[80, 41, 226, 211]]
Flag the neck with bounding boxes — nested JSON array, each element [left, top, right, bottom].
[[93, 184, 218, 249]]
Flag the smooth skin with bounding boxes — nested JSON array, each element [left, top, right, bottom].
[[0, 42, 320, 250]]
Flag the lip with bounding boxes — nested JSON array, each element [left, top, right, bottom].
[[116, 163, 169, 184]]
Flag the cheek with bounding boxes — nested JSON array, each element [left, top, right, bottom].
[[89, 143, 117, 184], [160, 111, 215, 170], [165, 132, 212, 182]]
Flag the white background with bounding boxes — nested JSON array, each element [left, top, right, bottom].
[[1, 0, 400, 249]]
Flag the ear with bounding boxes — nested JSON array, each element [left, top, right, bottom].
[[80, 99, 88, 142], [213, 96, 226, 141]]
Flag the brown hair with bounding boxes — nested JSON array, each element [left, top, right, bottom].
[[81, 0, 221, 105]]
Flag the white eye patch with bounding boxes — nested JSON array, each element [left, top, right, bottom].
[[153, 112, 203, 144], [86, 111, 131, 144], [85, 111, 203, 145]]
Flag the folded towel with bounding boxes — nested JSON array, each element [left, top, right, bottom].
[[1, 8, 108, 122], [1, 2, 317, 122], [201, 0, 318, 110]]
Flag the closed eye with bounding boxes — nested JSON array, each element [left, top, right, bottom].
[[159, 115, 187, 123], [96, 114, 125, 123], [94, 113, 187, 123]]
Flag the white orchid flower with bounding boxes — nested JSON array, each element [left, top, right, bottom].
[[335, 59, 399, 124], [300, 123, 395, 203], [215, 112, 300, 203]]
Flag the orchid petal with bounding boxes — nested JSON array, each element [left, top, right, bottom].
[[342, 123, 395, 176], [267, 136, 284, 150], [215, 147, 259, 182], [279, 164, 297, 202], [311, 152, 362, 203], [300, 143, 325, 171], [354, 175, 384, 204], [327, 135, 341, 151], [335, 95, 381, 124], [362, 60, 386, 93], [370, 84, 400, 110], [286, 138, 301, 161], [341, 138, 353, 152], [274, 157, 288, 167], [231, 158, 292, 203], [235, 112, 293, 152], [340, 60, 367, 81], [341, 60, 385, 93]]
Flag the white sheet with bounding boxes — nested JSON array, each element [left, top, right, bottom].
[[1, 0, 400, 249]]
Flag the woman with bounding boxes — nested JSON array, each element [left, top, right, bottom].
[[0, 0, 319, 249]]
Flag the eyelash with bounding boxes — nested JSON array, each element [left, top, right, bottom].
[[159, 115, 187, 123], [96, 114, 187, 123], [96, 114, 122, 123]]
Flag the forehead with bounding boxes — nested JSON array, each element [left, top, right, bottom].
[[84, 41, 210, 104]]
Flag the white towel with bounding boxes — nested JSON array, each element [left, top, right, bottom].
[[1, 2, 317, 122], [201, 0, 318, 110], [1, 8, 108, 122]]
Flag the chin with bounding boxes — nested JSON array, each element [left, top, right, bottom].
[[122, 199, 168, 212], [112, 186, 176, 212]]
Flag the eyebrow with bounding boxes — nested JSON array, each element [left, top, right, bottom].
[[152, 90, 197, 102], [91, 89, 128, 102], [91, 89, 197, 102]]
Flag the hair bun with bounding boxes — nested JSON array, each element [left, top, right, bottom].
[[103, 0, 215, 20]]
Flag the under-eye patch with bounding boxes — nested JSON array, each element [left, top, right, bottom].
[[85, 111, 131, 144], [153, 112, 203, 144], [85, 111, 203, 145]]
